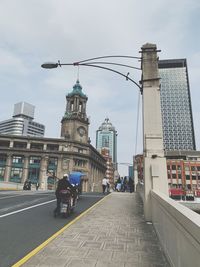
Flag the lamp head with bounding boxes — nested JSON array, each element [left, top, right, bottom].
[[41, 62, 59, 69]]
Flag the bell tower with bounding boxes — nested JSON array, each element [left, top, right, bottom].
[[61, 80, 89, 143]]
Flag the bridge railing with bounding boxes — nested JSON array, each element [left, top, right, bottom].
[[151, 189, 200, 267]]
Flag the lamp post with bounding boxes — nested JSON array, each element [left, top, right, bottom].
[[41, 44, 169, 221], [41, 55, 142, 92]]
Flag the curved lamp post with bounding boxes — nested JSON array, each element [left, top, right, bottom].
[[41, 55, 142, 93]]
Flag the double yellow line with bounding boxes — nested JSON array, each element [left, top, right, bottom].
[[12, 194, 110, 266]]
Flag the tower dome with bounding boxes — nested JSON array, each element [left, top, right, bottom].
[[99, 118, 115, 131], [67, 80, 87, 98]]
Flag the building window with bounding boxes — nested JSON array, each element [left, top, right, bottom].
[[28, 168, 40, 184], [13, 142, 27, 149], [48, 157, 58, 166], [186, 175, 190, 180], [172, 165, 176, 170], [0, 141, 10, 147], [30, 143, 43, 150], [46, 144, 59, 151], [74, 159, 87, 167], [12, 156, 24, 164], [0, 167, 5, 181], [10, 168, 23, 183], [29, 156, 41, 165], [0, 154, 7, 164], [191, 166, 196, 171], [102, 136, 109, 147]]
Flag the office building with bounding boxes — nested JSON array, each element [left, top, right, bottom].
[[96, 118, 117, 169], [0, 102, 45, 137], [134, 151, 200, 198], [158, 59, 196, 151]]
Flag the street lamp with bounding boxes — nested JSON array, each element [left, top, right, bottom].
[[41, 55, 142, 92]]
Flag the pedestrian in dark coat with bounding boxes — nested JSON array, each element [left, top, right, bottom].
[[128, 177, 134, 193]]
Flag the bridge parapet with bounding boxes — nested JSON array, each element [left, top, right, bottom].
[[151, 189, 200, 267]]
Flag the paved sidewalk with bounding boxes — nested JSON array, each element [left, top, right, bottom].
[[21, 192, 170, 267]]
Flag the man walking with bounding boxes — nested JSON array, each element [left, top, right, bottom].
[[102, 176, 107, 194]]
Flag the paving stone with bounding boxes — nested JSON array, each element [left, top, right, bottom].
[[66, 258, 97, 267], [21, 193, 170, 267], [103, 242, 125, 251], [96, 260, 125, 267], [86, 249, 112, 260], [81, 240, 103, 249], [59, 247, 89, 257]]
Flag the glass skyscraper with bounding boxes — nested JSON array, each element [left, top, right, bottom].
[[158, 59, 196, 151], [96, 118, 117, 169]]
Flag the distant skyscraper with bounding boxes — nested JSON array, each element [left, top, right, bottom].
[[96, 118, 117, 169], [0, 102, 45, 137], [158, 59, 196, 151]]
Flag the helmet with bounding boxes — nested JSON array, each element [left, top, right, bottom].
[[63, 173, 69, 179]]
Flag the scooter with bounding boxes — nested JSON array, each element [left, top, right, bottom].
[[59, 189, 75, 218]]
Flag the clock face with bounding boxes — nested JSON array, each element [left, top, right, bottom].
[[77, 126, 86, 137]]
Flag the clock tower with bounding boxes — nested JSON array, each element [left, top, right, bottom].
[[61, 80, 89, 143]]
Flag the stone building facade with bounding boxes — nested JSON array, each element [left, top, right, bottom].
[[0, 80, 106, 192]]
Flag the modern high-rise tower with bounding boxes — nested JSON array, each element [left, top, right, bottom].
[[96, 118, 117, 169], [0, 102, 45, 137], [158, 59, 196, 151]]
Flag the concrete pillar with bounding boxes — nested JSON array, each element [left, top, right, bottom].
[[22, 156, 29, 183], [9, 141, 14, 148], [141, 43, 168, 221], [4, 154, 12, 182], [27, 142, 31, 149], [39, 156, 48, 190]]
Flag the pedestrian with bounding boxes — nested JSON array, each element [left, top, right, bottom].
[[128, 177, 134, 193], [36, 182, 39, 190], [106, 178, 110, 193], [116, 177, 122, 192], [123, 176, 127, 192], [102, 177, 107, 194]]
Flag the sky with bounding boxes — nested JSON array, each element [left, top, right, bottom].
[[0, 0, 200, 176]]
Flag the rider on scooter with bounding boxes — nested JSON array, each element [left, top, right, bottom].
[[54, 173, 77, 217]]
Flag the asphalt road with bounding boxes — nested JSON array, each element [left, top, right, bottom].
[[0, 190, 104, 267]]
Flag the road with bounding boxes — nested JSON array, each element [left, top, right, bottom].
[[0, 190, 104, 267]]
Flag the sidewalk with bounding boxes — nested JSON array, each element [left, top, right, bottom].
[[20, 192, 170, 267]]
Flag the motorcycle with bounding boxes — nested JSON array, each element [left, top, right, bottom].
[[59, 189, 75, 218]]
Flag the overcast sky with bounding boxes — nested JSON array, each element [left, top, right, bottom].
[[0, 0, 200, 176]]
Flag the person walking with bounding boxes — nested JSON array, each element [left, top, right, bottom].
[[102, 177, 107, 194], [106, 178, 110, 193], [128, 177, 134, 193], [116, 177, 122, 192]]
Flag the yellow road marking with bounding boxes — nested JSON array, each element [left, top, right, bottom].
[[12, 193, 110, 267]]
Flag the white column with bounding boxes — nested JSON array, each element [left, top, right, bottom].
[[4, 154, 12, 182], [39, 156, 48, 190], [22, 156, 29, 183], [141, 43, 168, 221]]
